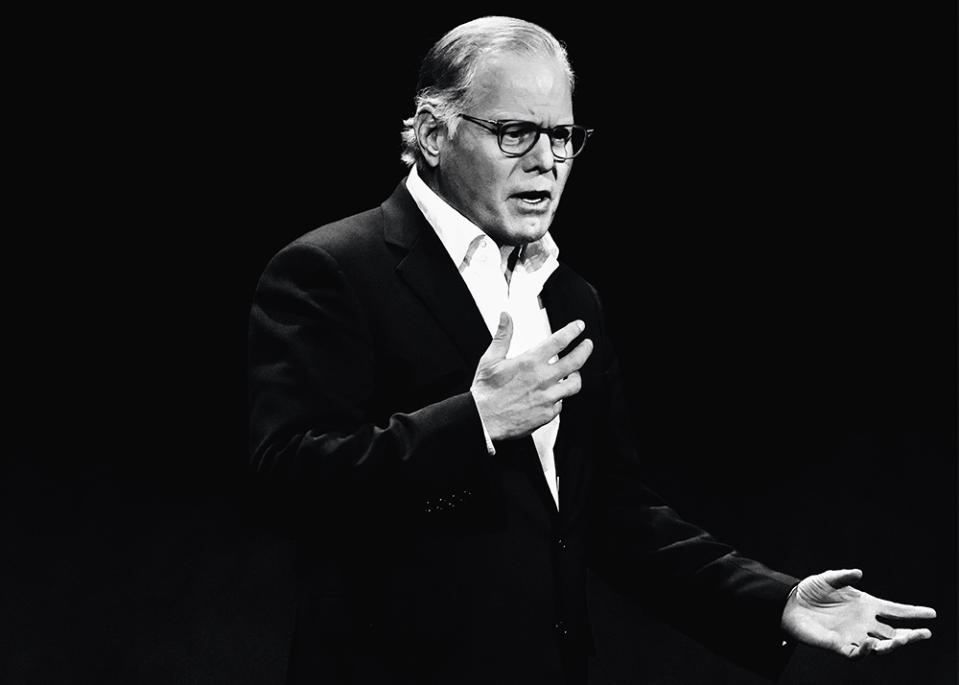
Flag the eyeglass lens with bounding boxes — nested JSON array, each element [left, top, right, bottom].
[[500, 123, 588, 158]]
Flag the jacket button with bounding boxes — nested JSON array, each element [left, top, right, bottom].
[[555, 537, 566, 550], [554, 620, 568, 637]]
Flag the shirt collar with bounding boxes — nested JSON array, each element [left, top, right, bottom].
[[405, 164, 560, 276]]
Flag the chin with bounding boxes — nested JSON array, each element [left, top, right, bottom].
[[506, 218, 551, 245], [483, 214, 553, 246]]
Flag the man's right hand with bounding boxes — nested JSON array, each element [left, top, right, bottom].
[[471, 312, 593, 441]]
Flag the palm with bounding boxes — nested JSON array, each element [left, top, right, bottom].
[[781, 569, 936, 658]]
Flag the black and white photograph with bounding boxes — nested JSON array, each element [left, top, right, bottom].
[[4, 7, 956, 684]]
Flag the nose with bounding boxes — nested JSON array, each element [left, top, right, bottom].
[[522, 131, 558, 174]]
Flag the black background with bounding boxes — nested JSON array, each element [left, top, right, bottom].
[[4, 6, 956, 684]]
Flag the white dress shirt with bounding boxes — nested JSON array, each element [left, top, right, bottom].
[[406, 166, 561, 508]]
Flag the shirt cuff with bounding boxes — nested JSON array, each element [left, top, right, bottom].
[[477, 413, 496, 455], [468, 390, 496, 455]]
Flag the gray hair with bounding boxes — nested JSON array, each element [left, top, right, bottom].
[[399, 16, 575, 167]]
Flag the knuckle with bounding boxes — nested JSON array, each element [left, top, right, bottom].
[[474, 368, 494, 383]]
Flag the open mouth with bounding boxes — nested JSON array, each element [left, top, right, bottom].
[[512, 190, 552, 205]]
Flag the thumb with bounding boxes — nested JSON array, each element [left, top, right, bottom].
[[483, 311, 513, 362], [821, 568, 863, 589]]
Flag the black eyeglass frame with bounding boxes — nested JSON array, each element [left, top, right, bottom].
[[457, 114, 594, 160]]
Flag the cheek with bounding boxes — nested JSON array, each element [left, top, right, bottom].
[[477, 168, 511, 210]]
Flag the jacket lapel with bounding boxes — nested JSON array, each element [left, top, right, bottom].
[[382, 180, 492, 369], [540, 271, 587, 518], [539, 270, 578, 354]]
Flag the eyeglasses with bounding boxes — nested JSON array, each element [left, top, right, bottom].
[[458, 114, 594, 161]]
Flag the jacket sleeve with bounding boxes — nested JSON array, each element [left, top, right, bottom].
[[585, 286, 798, 680], [247, 241, 494, 513]]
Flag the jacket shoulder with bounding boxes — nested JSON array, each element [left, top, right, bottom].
[[291, 206, 385, 262]]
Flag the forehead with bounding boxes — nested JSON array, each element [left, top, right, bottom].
[[470, 52, 573, 119]]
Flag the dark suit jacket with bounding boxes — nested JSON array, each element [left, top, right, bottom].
[[248, 179, 798, 685]]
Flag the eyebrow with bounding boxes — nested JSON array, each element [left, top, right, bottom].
[[489, 117, 577, 126]]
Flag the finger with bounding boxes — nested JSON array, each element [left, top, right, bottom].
[[841, 642, 861, 659], [895, 628, 932, 642], [551, 371, 582, 400], [482, 311, 513, 361], [872, 628, 929, 655], [876, 600, 937, 620], [873, 637, 907, 655], [868, 621, 895, 640], [820, 568, 863, 589], [856, 637, 879, 659], [537, 320, 586, 359], [549, 339, 593, 380], [842, 637, 877, 660]]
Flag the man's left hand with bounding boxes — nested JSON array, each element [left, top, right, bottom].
[[781, 568, 936, 658]]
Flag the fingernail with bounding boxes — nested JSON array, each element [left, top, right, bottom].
[[577, 320, 585, 332]]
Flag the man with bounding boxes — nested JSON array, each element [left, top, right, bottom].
[[247, 16, 936, 684]]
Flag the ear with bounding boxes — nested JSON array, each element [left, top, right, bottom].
[[413, 108, 445, 168]]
